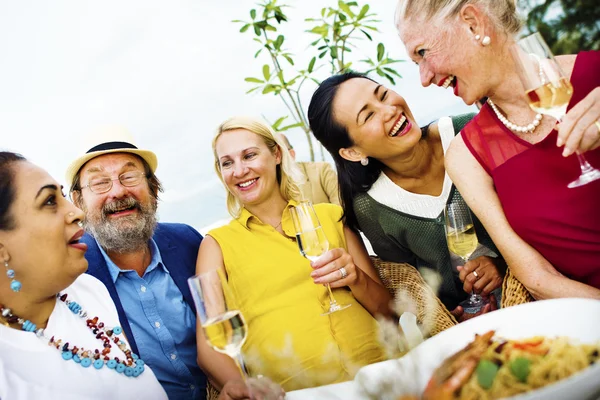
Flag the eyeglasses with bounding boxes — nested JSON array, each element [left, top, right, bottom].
[[81, 171, 147, 194]]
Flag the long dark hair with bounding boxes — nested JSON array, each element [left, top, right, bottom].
[[308, 72, 428, 231], [0, 152, 26, 231]]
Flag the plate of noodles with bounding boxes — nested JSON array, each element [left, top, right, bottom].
[[355, 298, 600, 400]]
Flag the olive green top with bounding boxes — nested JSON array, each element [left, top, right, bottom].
[[354, 114, 499, 310]]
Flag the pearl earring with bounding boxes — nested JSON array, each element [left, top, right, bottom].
[[4, 260, 22, 292], [360, 158, 369, 166], [481, 36, 491, 46], [475, 34, 481, 41]]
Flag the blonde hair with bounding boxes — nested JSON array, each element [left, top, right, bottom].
[[395, 0, 522, 36], [212, 116, 302, 218]]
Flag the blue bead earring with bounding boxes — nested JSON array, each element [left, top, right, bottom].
[[4, 260, 21, 292]]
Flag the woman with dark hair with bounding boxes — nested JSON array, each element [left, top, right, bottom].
[[308, 72, 504, 316]]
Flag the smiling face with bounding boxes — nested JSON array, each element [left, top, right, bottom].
[[332, 77, 422, 162], [0, 161, 87, 297], [398, 14, 493, 106], [75, 153, 157, 252], [215, 129, 283, 208]]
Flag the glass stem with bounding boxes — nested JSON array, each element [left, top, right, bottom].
[[325, 283, 337, 304], [233, 354, 247, 381], [577, 153, 596, 174]]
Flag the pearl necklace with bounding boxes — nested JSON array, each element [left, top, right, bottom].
[[487, 98, 543, 134], [0, 292, 145, 377]]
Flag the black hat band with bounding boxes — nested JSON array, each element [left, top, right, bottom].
[[86, 141, 138, 154]]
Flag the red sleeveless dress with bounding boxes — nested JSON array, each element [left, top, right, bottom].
[[461, 51, 600, 289]]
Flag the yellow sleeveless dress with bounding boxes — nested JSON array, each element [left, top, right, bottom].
[[208, 201, 386, 391]]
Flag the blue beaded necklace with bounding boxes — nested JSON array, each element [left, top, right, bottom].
[[0, 292, 145, 377]]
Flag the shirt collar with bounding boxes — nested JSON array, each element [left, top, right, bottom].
[[96, 238, 168, 283], [237, 199, 299, 231]]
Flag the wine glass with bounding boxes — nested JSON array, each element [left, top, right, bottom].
[[188, 269, 248, 378], [289, 201, 351, 315], [511, 31, 600, 188], [444, 200, 487, 314]]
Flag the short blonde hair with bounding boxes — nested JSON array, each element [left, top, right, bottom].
[[212, 116, 302, 218], [395, 0, 521, 37]]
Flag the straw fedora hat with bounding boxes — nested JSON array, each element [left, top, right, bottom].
[[65, 126, 158, 188]]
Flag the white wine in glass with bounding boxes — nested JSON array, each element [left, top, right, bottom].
[[203, 310, 247, 358], [512, 31, 600, 188], [290, 201, 351, 315], [446, 224, 478, 261], [188, 269, 248, 377], [444, 200, 487, 313]]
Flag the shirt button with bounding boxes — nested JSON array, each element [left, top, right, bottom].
[[154, 321, 161, 328], [140, 285, 147, 292], [170, 353, 177, 360]]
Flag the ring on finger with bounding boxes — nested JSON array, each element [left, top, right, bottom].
[[339, 267, 348, 279], [472, 270, 479, 279]]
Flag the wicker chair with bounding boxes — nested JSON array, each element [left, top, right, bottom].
[[207, 381, 220, 400], [370, 257, 457, 336], [501, 267, 535, 308]]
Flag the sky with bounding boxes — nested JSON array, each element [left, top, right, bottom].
[[0, 0, 475, 231]]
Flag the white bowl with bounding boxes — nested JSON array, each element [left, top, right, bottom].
[[355, 298, 600, 400]]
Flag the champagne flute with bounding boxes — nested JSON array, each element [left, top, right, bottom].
[[289, 201, 351, 315], [511, 31, 600, 188], [444, 200, 487, 314], [188, 269, 248, 378]]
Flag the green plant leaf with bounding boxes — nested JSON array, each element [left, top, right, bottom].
[[274, 35, 284, 49], [330, 46, 338, 59], [283, 54, 294, 66], [246, 86, 261, 94], [377, 43, 384, 62], [272, 116, 288, 129], [253, 24, 261, 36], [279, 122, 304, 131], [308, 56, 316, 73], [250, 9, 256, 19], [263, 64, 271, 80], [245, 77, 264, 83], [254, 48, 263, 58], [265, 24, 277, 32], [240, 24, 250, 33], [360, 29, 373, 41], [357, 4, 369, 19], [262, 84, 277, 94], [383, 67, 402, 77], [318, 50, 327, 59], [338, 1, 355, 18]]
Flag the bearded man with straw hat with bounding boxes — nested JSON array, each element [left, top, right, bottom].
[[66, 126, 209, 399]]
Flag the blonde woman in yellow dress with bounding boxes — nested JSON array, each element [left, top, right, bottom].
[[195, 116, 392, 392]]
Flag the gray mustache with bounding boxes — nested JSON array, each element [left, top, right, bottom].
[[102, 197, 139, 215]]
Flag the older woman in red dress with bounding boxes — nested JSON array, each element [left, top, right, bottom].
[[394, 0, 600, 300]]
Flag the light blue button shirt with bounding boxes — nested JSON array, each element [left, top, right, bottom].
[[98, 239, 203, 399]]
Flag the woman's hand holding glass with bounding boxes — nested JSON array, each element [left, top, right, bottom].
[[511, 31, 600, 187], [457, 256, 503, 296], [310, 247, 361, 288], [557, 86, 600, 157], [290, 201, 351, 315]]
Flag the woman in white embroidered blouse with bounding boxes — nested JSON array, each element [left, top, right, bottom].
[[0, 152, 271, 400]]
